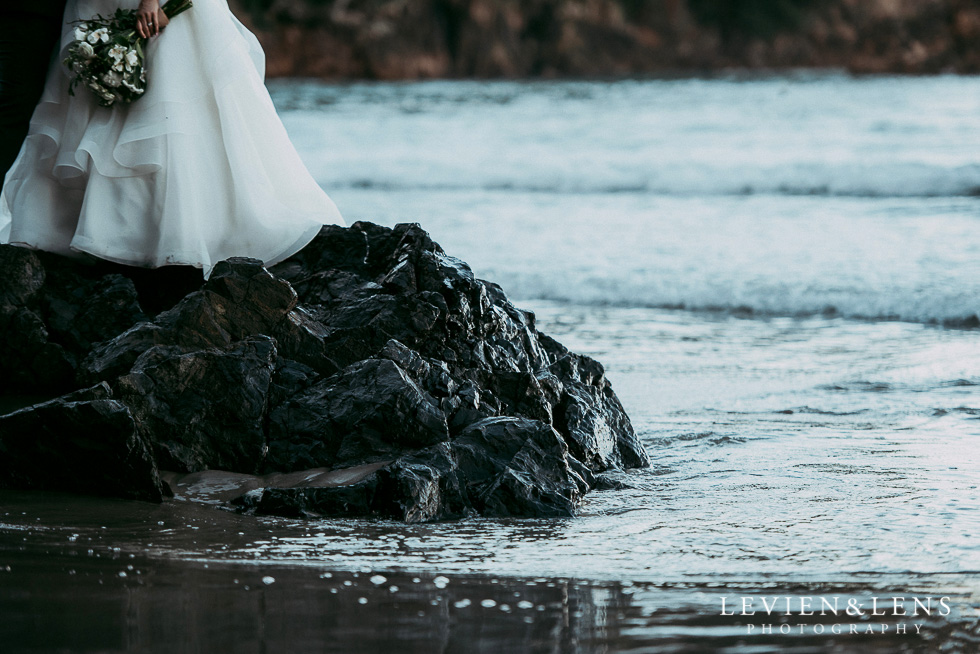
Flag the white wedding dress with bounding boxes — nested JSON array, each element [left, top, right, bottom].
[[0, 0, 343, 277]]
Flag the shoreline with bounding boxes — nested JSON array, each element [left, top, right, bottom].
[[2, 492, 976, 653]]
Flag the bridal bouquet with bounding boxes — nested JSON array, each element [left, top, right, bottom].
[[63, 0, 193, 107]]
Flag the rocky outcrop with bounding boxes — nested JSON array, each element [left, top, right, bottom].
[[233, 0, 980, 79], [0, 222, 649, 522], [0, 383, 165, 502]]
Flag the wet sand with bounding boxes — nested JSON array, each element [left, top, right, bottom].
[[2, 491, 977, 653]]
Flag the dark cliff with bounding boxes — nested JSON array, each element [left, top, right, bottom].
[[231, 0, 980, 79]]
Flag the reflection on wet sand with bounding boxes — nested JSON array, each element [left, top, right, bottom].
[[3, 547, 977, 654], [2, 490, 979, 653]]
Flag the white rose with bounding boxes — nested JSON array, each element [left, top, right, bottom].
[[77, 42, 96, 59]]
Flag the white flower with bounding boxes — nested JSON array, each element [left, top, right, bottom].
[[76, 41, 96, 59], [112, 60, 125, 72], [102, 71, 123, 87], [109, 45, 126, 60], [125, 50, 140, 68], [122, 78, 144, 94], [87, 28, 109, 44], [74, 26, 90, 42]]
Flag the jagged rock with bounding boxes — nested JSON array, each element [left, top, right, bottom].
[[0, 246, 45, 306], [80, 258, 293, 383], [0, 305, 75, 394], [240, 418, 585, 521], [593, 470, 639, 491], [555, 368, 648, 471], [266, 356, 450, 472], [237, 444, 462, 522], [0, 250, 161, 395], [0, 384, 164, 501], [453, 417, 584, 518], [41, 273, 148, 354], [0, 221, 649, 520], [116, 336, 277, 473]]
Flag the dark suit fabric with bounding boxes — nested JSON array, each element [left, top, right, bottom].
[[0, 5, 65, 183]]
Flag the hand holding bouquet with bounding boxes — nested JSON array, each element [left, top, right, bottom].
[[63, 0, 192, 107]]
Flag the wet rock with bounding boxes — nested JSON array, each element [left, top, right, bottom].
[[232, 460, 391, 518], [266, 356, 450, 472], [268, 358, 320, 408], [0, 222, 649, 521], [555, 376, 649, 471], [375, 443, 464, 522], [0, 247, 149, 395], [0, 246, 44, 306], [116, 336, 277, 473], [244, 418, 587, 521], [236, 444, 458, 522], [453, 417, 584, 518], [0, 306, 75, 394], [80, 258, 294, 383], [593, 470, 639, 491], [0, 384, 164, 501], [41, 273, 148, 355], [271, 223, 370, 282]]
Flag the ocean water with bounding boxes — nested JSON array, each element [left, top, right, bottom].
[[3, 75, 980, 652], [272, 73, 980, 575]]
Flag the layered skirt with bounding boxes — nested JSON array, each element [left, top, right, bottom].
[[0, 0, 343, 276]]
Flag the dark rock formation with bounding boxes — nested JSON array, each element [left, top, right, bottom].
[[0, 222, 649, 522], [234, 0, 980, 80], [117, 337, 277, 473], [0, 383, 164, 502]]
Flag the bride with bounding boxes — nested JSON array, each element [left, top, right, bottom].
[[0, 0, 344, 278]]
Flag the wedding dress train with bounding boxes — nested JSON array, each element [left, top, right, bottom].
[[0, 0, 343, 277]]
